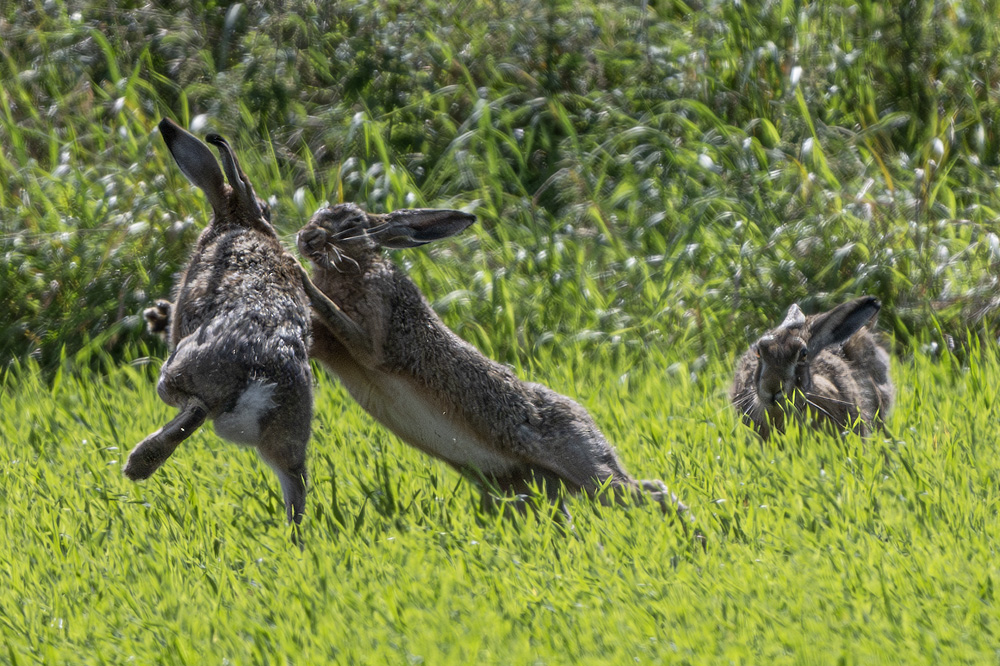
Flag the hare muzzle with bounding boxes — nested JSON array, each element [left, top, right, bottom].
[[297, 226, 331, 268]]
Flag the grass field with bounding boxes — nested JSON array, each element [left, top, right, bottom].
[[3, 0, 1000, 662], [1, 340, 997, 664]]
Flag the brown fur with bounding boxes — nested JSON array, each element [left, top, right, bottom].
[[124, 119, 313, 525], [297, 203, 690, 523], [730, 296, 894, 439]]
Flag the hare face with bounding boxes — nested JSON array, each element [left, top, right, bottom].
[[297, 203, 377, 271], [754, 332, 808, 408]]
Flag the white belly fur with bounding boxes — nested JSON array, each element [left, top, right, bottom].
[[214, 380, 277, 446], [335, 363, 516, 476]]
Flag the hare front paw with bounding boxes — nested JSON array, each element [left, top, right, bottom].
[[143, 300, 172, 337]]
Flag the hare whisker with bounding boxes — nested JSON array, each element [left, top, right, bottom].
[[803, 397, 837, 421], [331, 222, 390, 242], [732, 394, 756, 412], [329, 244, 361, 272], [733, 392, 760, 417], [329, 228, 364, 242], [805, 392, 854, 407], [324, 244, 350, 273]]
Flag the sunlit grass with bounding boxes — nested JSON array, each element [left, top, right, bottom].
[[0, 342, 997, 663], [2, 0, 1000, 662]]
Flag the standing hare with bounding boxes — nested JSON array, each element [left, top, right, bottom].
[[731, 296, 894, 439], [124, 118, 313, 525], [295, 203, 690, 523]]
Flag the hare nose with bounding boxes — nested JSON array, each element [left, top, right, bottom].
[[298, 229, 323, 249], [761, 389, 781, 404], [759, 377, 783, 403]]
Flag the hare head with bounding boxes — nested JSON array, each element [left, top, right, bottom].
[[733, 296, 885, 437], [158, 118, 273, 234], [297, 203, 476, 272]]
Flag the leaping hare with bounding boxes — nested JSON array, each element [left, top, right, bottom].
[[731, 296, 894, 439], [124, 118, 313, 525], [295, 202, 690, 524]]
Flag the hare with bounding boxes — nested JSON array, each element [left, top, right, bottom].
[[124, 118, 314, 525], [294, 202, 690, 524], [730, 296, 894, 440]]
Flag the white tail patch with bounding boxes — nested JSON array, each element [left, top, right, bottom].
[[214, 381, 277, 446]]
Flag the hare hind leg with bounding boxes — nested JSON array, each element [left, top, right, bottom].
[[257, 444, 308, 525], [255, 403, 312, 525], [124, 397, 208, 480]]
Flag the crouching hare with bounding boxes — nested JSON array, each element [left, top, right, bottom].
[[731, 296, 894, 439], [124, 119, 313, 525], [295, 203, 690, 525]]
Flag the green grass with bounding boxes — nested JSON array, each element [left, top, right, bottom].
[[1, 342, 997, 664], [2, 0, 1000, 662]]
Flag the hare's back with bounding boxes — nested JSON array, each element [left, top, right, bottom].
[[166, 230, 311, 394], [182, 230, 306, 329], [841, 329, 894, 421], [842, 330, 891, 383]]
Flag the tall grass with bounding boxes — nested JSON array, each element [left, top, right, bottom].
[[1, 0, 998, 374]]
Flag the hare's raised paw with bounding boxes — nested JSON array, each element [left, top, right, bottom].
[[122, 445, 162, 481], [143, 300, 172, 336]]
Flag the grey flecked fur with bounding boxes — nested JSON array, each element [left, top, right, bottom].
[[296, 202, 690, 524], [731, 296, 894, 440], [124, 118, 313, 525]]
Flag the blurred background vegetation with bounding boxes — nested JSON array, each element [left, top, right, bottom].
[[1, 0, 998, 375]]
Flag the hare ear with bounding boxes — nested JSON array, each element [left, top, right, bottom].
[[778, 304, 806, 330], [807, 296, 880, 354], [205, 133, 265, 220], [375, 209, 477, 249], [158, 118, 227, 212]]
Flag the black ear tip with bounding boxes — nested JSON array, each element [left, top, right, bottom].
[[205, 133, 225, 146], [158, 117, 181, 138], [449, 211, 476, 227], [862, 295, 881, 311]]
